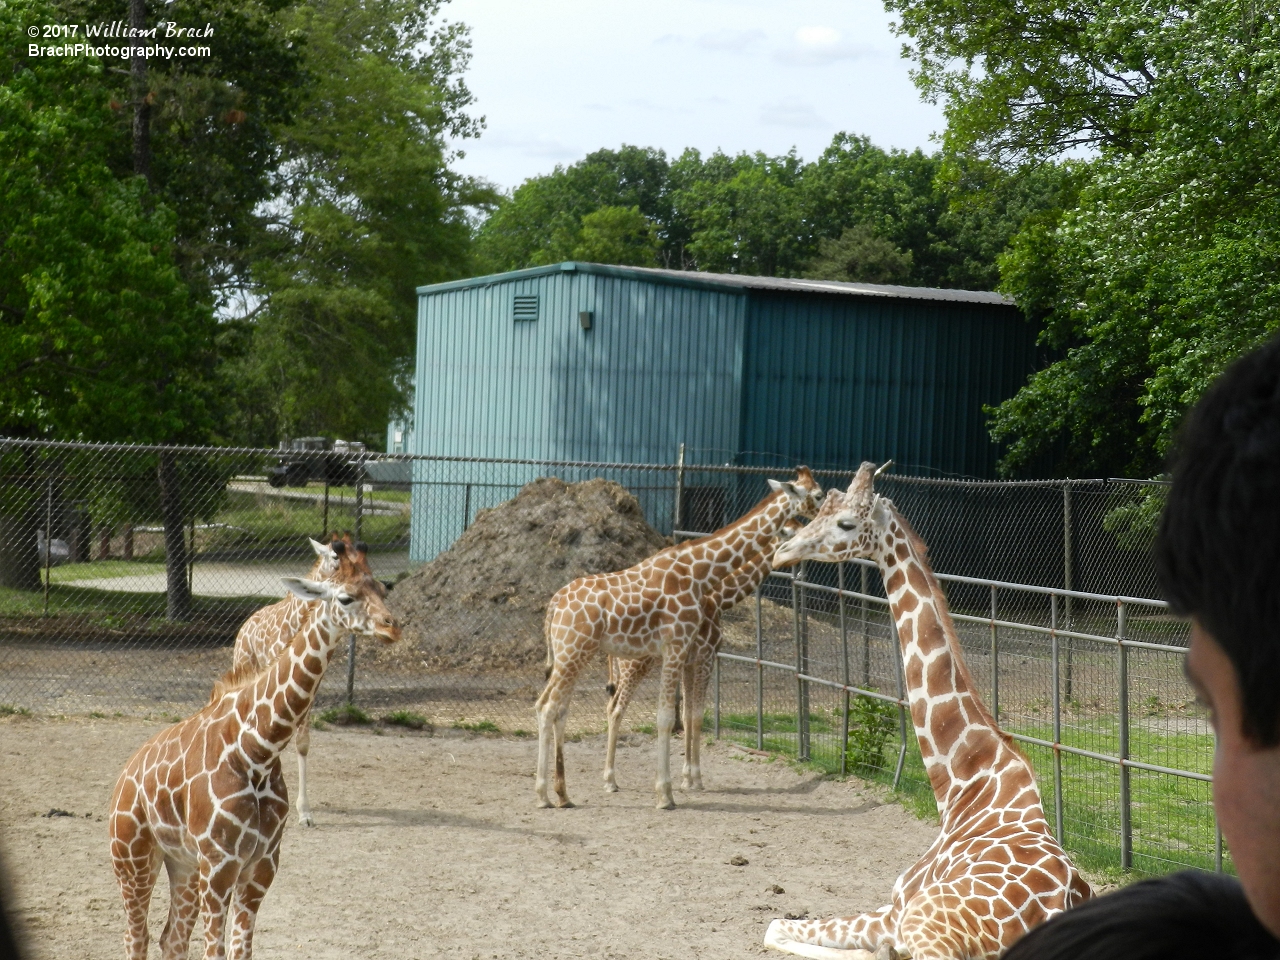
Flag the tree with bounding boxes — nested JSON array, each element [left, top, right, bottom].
[[572, 206, 661, 266], [222, 0, 493, 446], [803, 225, 913, 284], [474, 145, 677, 272], [886, 0, 1280, 474]]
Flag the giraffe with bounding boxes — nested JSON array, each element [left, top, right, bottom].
[[109, 561, 400, 960], [232, 534, 385, 826], [537, 467, 824, 810], [602, 515, 807, 793], [763, 462, 1090, 960]]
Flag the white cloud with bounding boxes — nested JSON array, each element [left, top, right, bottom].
[[759, 97, 826, 128], [775, 25, 875, 65], [695, 28, 767, 52], [482, 133, 583, 160]]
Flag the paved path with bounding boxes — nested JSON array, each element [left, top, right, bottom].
[[227, 481, 409, 516], [61, 552, 415, 597]]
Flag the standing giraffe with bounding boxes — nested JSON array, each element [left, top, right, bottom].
[[763, 462, 1090, 960], [109, 562, 400, 960], [233, 534, 385, 826], [537, 468, 824, 810], [602, 516, 806, 792]]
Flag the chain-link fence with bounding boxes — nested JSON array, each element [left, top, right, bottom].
[[0, 438, 1209, 878]]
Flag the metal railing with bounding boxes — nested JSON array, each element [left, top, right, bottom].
[[710, 558, 1220, 877]]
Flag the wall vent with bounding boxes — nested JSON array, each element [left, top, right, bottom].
[[513, 294, 539, 321]]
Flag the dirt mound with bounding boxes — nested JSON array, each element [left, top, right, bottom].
[[384, 477, 671, 671]]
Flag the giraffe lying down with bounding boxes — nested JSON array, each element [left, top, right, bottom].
[[763, 463, 1090, 960]]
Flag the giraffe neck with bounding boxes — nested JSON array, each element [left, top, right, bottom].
[[693, 490, 794, 560], [232, 607, 345, 765], [876, 506, 1007, 820]]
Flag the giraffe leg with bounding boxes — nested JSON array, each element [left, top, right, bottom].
[[197, 855, 237, 960], [110, 819, 160, 960], [551, 687, 575, 808], [227, 850, 279, 960], [654, 649, 685, 810], [763, 903, 897, 958], [680, 660, 698, 789], [158, 859, 200, 960], [295, 708, 314, 827], [684, 647, 714, 791], [604, 656, 653, 792]]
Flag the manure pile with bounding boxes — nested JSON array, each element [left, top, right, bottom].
[[384, 477, 671, 671]]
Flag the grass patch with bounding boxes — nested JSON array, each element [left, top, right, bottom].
[[718, 705, 1230, 877], [0, 704, 30, 717], [318, 704, 372, 726], [382, 710, 431, 732], [88, 711, 107, 719], [46, 560, 167, 584], [510, 729, 532, 738], [452, 719, 499, 733]]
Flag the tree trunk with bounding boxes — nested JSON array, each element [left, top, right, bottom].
[[130, 0, 151, 184], [0, 450, 45, 591], [158, 452, 191, 620]]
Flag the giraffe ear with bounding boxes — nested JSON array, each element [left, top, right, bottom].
[[281, 577, 334, 601], [309, 538, 335, 558], [846, 462, 878, 514], [767, 478, 783, 492]]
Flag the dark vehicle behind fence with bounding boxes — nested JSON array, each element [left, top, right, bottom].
[[268, 438, 368, 488]]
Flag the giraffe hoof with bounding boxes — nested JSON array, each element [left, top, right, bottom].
[[298, 813, 315, 828], [656, 797, 676, 811], [604, 782, 619, 793], [535, 798, 554, 809], [556, 799, 576, 809]]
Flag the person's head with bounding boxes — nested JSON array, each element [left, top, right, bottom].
[[1001, 870, 1280, 960], [1155, 333, 1280, 934]]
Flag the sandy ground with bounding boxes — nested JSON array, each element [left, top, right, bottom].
[[0, 715, 939, 959]]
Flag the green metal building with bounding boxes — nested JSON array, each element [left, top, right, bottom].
[[405, 261, 1039, 560]]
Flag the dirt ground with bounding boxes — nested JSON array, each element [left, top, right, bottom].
[[0, 715, 939, 959]]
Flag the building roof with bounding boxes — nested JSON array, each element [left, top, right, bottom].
[[417, 261, 1015, 307]]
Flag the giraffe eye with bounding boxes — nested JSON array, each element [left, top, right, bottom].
[[338, 594, 355, 605], [836, 520, 856, 532]]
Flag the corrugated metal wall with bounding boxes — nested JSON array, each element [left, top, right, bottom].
[[409, 267, 746, 559], [414, 267, 744, 463], [738, 292, 1039, 478]]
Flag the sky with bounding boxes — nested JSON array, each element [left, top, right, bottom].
[[441, 0, 947, 193]]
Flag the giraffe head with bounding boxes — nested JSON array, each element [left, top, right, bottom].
[[772, 461, 892, 566], [307, 534, 388, 597], [766, 466, 825, 520], [281, 548, 401, 643]]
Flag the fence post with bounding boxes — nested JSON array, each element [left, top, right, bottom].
[[839, 562, 849, 777], [672, 442, 685, 534], [1063, 483, 1075, 700], [462, 483, 471, 531], [1215, 819, 1224, 874], [1118, 599, 1132, 870], [989, 585, 999, 720], [755, 586, 764, 751], [1050, 593, 1065, 844], [42, 477, 52, 617], [322, 478, 330, 539], [354, 462, 364, 543], [860, 564, 870, 687], [794, 563, 810, 762], [346, 634, 357, 706]]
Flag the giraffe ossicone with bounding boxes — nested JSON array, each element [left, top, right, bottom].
[[765, 462, 1090, 960], [109, 554, 400, 960], [537, 467, 825, 810]]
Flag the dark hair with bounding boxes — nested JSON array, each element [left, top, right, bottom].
[[1155, 334, 1280, 745], [1003, 871, 1280, 960]]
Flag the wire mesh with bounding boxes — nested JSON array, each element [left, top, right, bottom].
[[0, 437, 1214, 877]]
